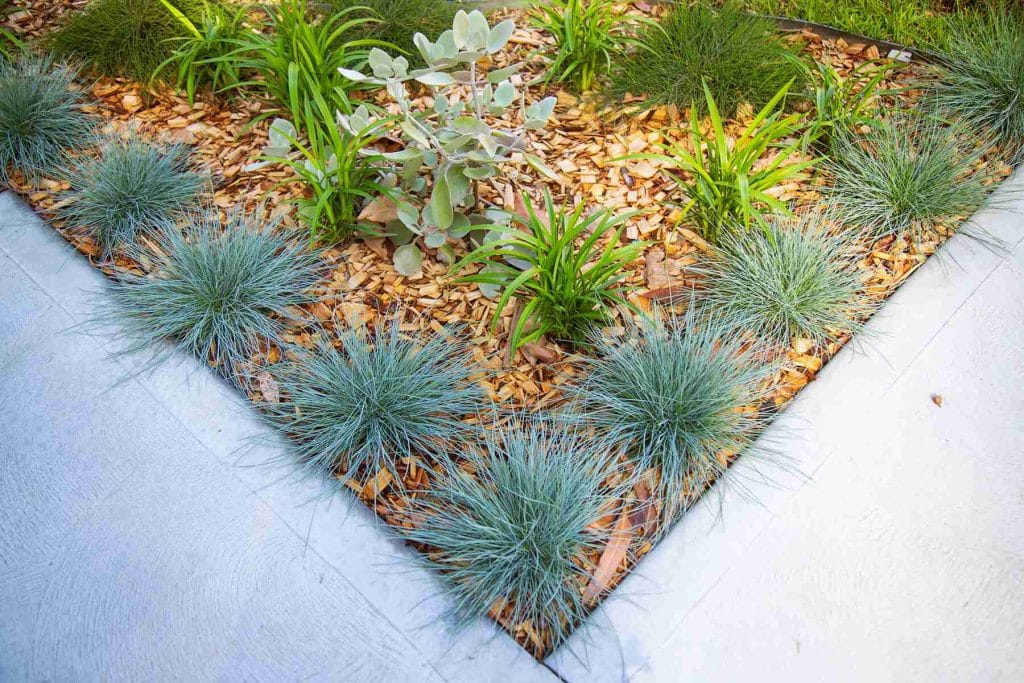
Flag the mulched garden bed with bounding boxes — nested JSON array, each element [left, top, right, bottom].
[[4, 0, 1014, 658]]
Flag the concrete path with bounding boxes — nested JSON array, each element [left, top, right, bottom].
[[550, 171, 1024, 681], [0, 192, 556, 682]]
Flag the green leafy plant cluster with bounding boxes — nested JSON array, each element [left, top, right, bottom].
[[153, 0, 250, 102], [48, 0, 206, 82], [824, 116, 990, 239], [608, 2, 806, 118], [325, 0, 460, 68], [529, 0, 653, 93], [698, 216, 870, 347], [257, 105, 392, 244], [262, 315, 483, 491], [338, 9, 557, 274], [225, 0, 384, 141], [629, 81, 814, 244], [58, 136, 205, 256], [932, 0, 1024, 163], [454, 191, 643, 352], [803, 60, 895, 151], [101, 209, 324, 385], [0, 55, 97, 186]]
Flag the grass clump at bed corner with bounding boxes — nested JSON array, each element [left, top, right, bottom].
[[48, 0, 206, 82], [568, 308, 772, 527], [400, 414, 625, 654], [58, 136, 205, 256], [608, 2, 806, 118], [698, 215, 871, 348], [261, 315, 483, 491], [324, 0, 459, 68], [932, 0, 1024, 164], [824, 116, 990, 240], [0, 55, 97, 187], [101, 209, 323, 385]]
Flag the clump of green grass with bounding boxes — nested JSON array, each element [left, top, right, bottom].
[[400, 414, 624, 653], [823, 116, 990, 239], [932, 0, 1024, 163], [261, 315, 483, 490], [747, 0, 951, 47], [101, 209, 323, 384], [608, 2, 806, 118], [325, 0, 458, 68], [0, 55, 97, 186], [48, 0, 206, 82], [58, 136, 205, 256], [698, 215, 870, 348], [567, 309, 772, 526], [803, 59, 896, 152], [452, 190, 643, 352]]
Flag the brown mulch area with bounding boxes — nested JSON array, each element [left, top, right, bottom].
[[6, 2, 1014, 658]]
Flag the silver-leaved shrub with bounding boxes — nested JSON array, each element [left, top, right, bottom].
[[338, 9, 557, 274]]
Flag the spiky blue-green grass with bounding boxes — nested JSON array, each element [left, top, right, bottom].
[[58, 136, 205, 256], [400, 414, 624, 653], [262, 316, 483, 490], [932, 1, 1024, 164], [101, 209, 323, 384], [0, 54, 97, 186], [567, 309, 772, 526], [699, 216, 871, 348], [823, 116, 990, 240]]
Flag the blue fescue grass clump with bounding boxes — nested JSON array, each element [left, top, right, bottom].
[[932, 0, 1024, 163], [823, 116, 991, 240], [699, 216, 871, 348], [400, 414, 624, 652], [58, 136, 205, 256], [567, 309, 772, 526], [0, 54, 97, 186], [262, 316, 484, 490], [102, 209, 323, 384]]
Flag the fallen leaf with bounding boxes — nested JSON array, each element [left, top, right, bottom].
[[257, 371, 279, 403], [931, 393, 943, 407], [358, 196, 399, 223], [583, 508, 632, 605]]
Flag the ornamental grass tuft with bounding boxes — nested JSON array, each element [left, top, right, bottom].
[[261, 315, 483, 490], [400, 414, 624, 653], [607, 2, 806, 118], [48, 0, 206, 82], [0, 55, 97, 186], [698, 215, 871, 348], [932, 0, 1024, 163], [823, 116, 990, 240], [101, 209, 323, 384], [325, 0, 459, 68], [58, 136, 205, 256], [567, 309, 772, 526]]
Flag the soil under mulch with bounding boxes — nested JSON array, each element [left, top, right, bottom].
[[5, 2, 1014, 658]]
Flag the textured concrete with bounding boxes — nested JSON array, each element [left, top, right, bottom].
[[548, 171, 1024, 681], [0, 192, 557, 683]]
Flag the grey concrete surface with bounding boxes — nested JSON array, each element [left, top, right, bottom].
[[0, 192, 557, 683], [548, 171, 1024, 681]]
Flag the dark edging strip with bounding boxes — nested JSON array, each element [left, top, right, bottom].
[[757, 13, 947, 65]]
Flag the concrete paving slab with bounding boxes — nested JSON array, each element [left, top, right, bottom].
[[0, 195, 557, 683]]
